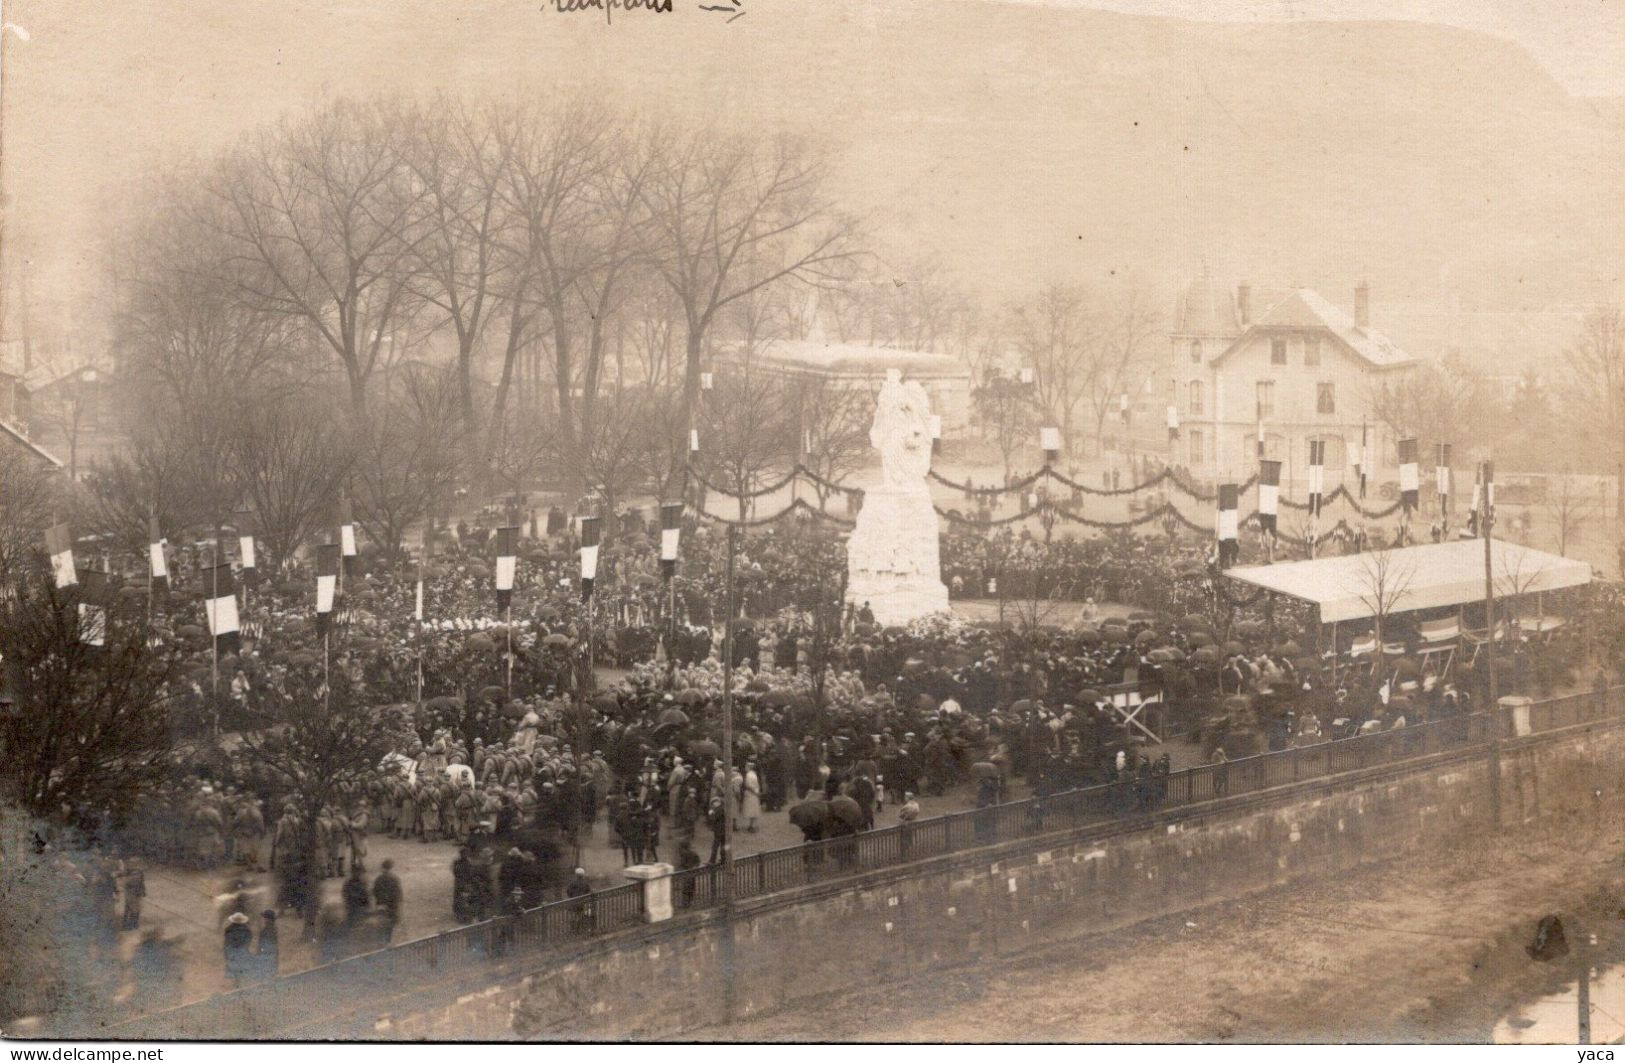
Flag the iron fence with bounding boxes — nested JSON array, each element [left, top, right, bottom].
[[121, 685, 1622, 1035]]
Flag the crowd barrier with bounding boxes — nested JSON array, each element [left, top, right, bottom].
[[119, 686, 1621, 1036]]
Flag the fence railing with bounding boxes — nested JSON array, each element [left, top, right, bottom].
[[121, 686, 1621, 1036]]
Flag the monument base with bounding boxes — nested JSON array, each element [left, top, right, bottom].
[[846, 483, 950, 628]]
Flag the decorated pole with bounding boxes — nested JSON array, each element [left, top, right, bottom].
[[661, 501, 683, 689], [494, 524, 518, 697], [1216, 483, 1239, 569]]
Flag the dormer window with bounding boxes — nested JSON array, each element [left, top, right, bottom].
[[1304, 336, 1321, 367], [1270, 338, 1288, 365], [1189, 339, 1202, 364]]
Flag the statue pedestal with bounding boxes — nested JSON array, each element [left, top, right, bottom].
[[846, 484, 949, 627]]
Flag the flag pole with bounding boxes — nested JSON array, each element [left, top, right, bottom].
[[415, 555, 424, 708], [210, 525, 220, 740]]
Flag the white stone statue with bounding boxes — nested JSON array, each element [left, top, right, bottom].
[[846, 370, 950, 626]]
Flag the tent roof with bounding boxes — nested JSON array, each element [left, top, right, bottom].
[[1225, 539, 1592, 624]]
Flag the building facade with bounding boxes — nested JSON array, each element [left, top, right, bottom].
[[1166, 277, 1415, 489]]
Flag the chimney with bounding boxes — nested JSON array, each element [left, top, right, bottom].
[[1236, 282, 1251, 328], [1354, 281, 1370, 332]]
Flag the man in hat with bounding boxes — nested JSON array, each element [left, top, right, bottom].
[[223, 912, 254, 983]]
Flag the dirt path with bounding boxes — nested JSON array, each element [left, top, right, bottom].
[[692, 813, 1625, 1043]]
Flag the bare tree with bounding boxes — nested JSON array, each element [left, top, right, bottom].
[[0, 579, 179, 825], [789, 376, 871, 508], [1083, 283, 1162, 457], [349, 393, 464, 561], [696, 360, 798, 522], [1354, 546, 1416, 652], [1006, 282, 1091, 455], [1370, 353, 1499, 464], [640, 123, 858, 456], [1550, 470, 1596, 557], [974, 373, 1038, 482], [230, 394, 354, 566], [210, 97, 429, 411], [1564, 305, 1625, 518], [0, 450, 60, 591]]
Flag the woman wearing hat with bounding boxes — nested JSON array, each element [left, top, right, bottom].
[[222, 911, 254, 984]]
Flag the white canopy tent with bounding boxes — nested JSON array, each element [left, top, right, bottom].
[[1224, 539, 1592, 624]]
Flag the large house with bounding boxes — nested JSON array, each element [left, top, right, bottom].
[[1167, 277, 1415, 487]]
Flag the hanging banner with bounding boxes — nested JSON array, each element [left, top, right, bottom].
[[1434, 443, 1452, 515], [315, 542, 340, 634], [494, 525, 518, 611], [1166, 404, 1180, 442], [148, 515, 168, 586], [1398, 437, 1420, 513], [579, 516, 601, 601], [46, 523, 77, 589], [660, 502, 683, 580], [1307, 439, 1326, 518], [1258, 460, 1281, 535], [1216, 483, 1239, 568]]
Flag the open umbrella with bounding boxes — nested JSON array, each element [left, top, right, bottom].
[[1180, 614, 1210, 631], [688, 738, 720, 758], [1134, 629, 1157, 647], [745, 677, 771, 693], [542, 633, 571, 648], [789, 798, 832, 833], [827, 795, 864, 830], [1009, 698, 1035, 714], [971, 761, 1000, 779], [657, 707, 690, 729], [1276, 640, 1302, 657], [1078, 687, 1103, 704], [1191, 646, 1221, 666], [1234, 619, 1267, 639], [1074, 627, 1102, 645], [1222, 640, 1246, 656], [1187, 631, 1215, 648], [478, 684, 507, 703], [1128, 610, 1157, 623], [676, 689, 706, 706]]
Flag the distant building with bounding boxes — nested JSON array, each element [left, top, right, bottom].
[[0, 367, 63, 470], [745, 338, 974, 436], [1167, 276, 1415, 486]]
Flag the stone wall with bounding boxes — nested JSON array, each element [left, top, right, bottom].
[[350, 719, 1625, 1040]]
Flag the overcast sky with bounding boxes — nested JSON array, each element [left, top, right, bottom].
[[1045, 0, 1625, 95]]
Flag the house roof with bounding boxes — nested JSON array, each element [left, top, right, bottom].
[[0, 420, 64, 468], [1225, 538, 1590, 624], [750, 339, 971, 379], [1213, 287, 1415, 370], [1172, 275, 1240, 337]]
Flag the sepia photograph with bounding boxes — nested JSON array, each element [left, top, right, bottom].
[[0, 0, 1622, 1047]]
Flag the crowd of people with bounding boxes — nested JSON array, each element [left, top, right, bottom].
[[40, 502, 1617, 1016]]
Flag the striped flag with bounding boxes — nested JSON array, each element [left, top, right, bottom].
[[414, 560, 425, 622], [660, 502, 683, 580], [1355, 423, 1369, 499], [579, 516, 601, 601], [45, 524, 76, 588], [235, 509, 257, 583], [1166, 404, 1180, 442], [1258, 460, 1281, 536], [1119, 392, 1130, 426], [339, 498, 358, 574], [1434, 443, 1452, 515], [494, 525, 518, 611], [1398, 437, 1420, 513], [1216, 483, 1239, 568], [148, 515, 168, 589], [1307, 439, 1326, 518], [315, 542, 340, 635], [1039, 426, 1061, 463], [689, 428, 699, 455], [929, 414, 943, 456], [78, 569, 110, 647], [203, 562, 240, 652]]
